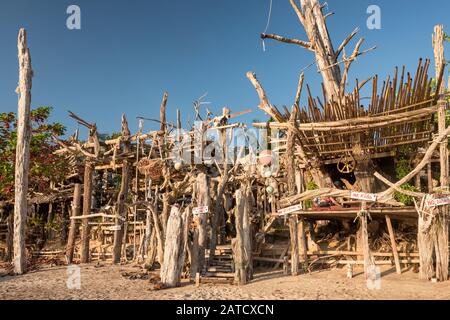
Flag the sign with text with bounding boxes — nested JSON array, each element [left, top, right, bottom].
[[350, 191, 377, 202], [193, 206, 209, 215], [277, 204, 303, 216], [425, 195, 450, 208]]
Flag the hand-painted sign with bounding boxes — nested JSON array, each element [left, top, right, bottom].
[[193, 206, 209, 215], [108, 225, 121, 231], [350, 191, 377, 202], [425, 195, 450, 208], [277, 204, 303, 215]]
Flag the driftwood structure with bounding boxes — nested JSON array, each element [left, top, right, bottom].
[[2, 2, 450, 288]]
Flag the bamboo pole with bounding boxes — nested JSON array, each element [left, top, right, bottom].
[[13, 28, 33, 274]]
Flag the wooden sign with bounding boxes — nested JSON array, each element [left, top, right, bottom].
[[108, 225, 121, 231], [277, 204, 303, 216], [193, 206, 209, 215], [350, 191, 377, 202], [425, 195, 450, 208]]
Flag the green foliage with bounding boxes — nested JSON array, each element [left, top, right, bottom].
[[395, 159, 412, 180], [304, 180, 318, 209], [306, 181, 318, 190], [0, 106, 67, 200], [394, 183, 418, 206], [99, 131, 121, 141]]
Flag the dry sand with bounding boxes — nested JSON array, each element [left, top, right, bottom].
[[1, 263, 449, 300]]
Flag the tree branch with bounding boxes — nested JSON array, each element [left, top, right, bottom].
[[261, 33, 314, 51], [335, 27, 359, 59], [290, 0, 305, 25], [294, 72, 305, 109], [246, 72, 285, 122]]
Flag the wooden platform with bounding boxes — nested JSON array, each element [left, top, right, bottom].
[[273, 207, 418, 221]]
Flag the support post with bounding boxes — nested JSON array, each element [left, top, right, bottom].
[[66, 183, 82, 263], [385, 215, 401, 274], [190, 172, 209, 277], [113, 115, 131, 263], [160, 206, 189, 288]]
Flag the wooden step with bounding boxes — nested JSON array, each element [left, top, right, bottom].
[[203, 272, 235, 278], [205, 267, 233, 272]]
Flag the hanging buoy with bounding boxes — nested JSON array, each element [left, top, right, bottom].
[[266, 185, 274, 194], [174, 161, 183, 171]]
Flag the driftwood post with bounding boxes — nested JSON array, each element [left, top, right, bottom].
[[359, 204, 375, 279], [160, 205, 189, 288], [113, 115, 131, 263], [431, 24, 449, 281], [385, 215, 401, 274], [210, 108, 230, 263], [13, 28, 33, 274], [66, 183, 82, 263], [286, 107, 299, 275], [190, 172, 210, 277], [233, 180, 252, 285], [80, 160, 94, 263]]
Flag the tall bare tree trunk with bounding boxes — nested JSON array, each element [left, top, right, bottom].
[[262, 0, 371, 109], [113, 115, 131, 263], [66, 183, 81, 263], [13, 28, 33, 274]]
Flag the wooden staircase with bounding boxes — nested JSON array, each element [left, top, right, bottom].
[[197, 245, 235, 285]]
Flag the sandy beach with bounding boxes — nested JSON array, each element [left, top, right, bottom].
[[1, 263, 449, 300]]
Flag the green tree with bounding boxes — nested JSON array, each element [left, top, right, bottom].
[[0, 106, 67, 200]]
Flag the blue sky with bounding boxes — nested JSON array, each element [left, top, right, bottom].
[[0, 0, 449, 138]]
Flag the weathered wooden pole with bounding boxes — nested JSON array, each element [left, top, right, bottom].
[[190, 172, 210, 277], [210, 108, 230, 263], [80, 159, 94, 263], [233, 180, 252, 285], [66, 183, 82, 263], [286, 107, 299, 275], [113, 115, 131, 263], [160, 205, 189, 288], [385, 215, 401, 274], [432, 24, 449, 281], [13, 28, 33, 274]]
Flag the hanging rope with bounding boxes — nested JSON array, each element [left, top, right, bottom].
[[261, 0, 273, 52]]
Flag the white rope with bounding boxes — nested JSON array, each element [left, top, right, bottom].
[[262, 0, 273, 52]]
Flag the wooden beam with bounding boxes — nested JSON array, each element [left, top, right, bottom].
[[385, 215, 402, 274]]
